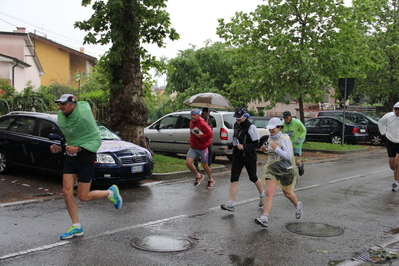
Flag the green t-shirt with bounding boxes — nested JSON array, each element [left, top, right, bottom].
[[281, 118, 307, 148], [57, 101, 101, 153]]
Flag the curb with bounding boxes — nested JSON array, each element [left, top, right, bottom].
[[150, 166, 227, 181]]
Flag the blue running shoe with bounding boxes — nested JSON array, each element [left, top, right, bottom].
[[60, 225, 84, 240], [108, 184, 122, 209]]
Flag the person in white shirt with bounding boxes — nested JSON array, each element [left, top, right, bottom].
[[254, 117, 302, 228], [378, 101, 399, 192]]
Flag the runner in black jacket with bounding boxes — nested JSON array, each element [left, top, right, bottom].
[[221, 107, 265, 212]]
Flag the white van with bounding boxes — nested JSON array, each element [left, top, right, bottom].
[[144, 110, 236, 161]]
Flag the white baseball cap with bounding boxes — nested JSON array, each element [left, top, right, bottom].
[[266, 117, 283, 129], [55, 94, 77, 104], [394, 101, 399, 109]]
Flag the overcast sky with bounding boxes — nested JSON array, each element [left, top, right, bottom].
[[0, 0, 261, 60]]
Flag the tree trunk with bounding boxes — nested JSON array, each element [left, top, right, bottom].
[[298, 97, 305, 123], [107, 0, 150, 150]]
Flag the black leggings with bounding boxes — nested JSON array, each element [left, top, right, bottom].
[[230, 155, 258, 183]]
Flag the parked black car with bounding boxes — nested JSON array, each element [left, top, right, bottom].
[[0, 112, 154, 184], [305, 116, 369, 144], [315, 111, 384, 145]]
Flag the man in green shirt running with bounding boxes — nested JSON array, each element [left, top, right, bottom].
[[281, 111, 307, 176]]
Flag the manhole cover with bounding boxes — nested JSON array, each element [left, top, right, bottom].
[[130, 235, 195, 252], [286, 222, 344, 237]]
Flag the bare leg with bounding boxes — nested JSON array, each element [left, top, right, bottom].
[[254, 178, 264, 194], [77, 182, 109, 202], [201, 162, 213, 179], [186, 157, 199, 176], [262, 180, 277, 215], [62, 174, 79, 224], [228, 181, 238, 201], [282, 189, 299, 207], [393, 155, 399, 182]]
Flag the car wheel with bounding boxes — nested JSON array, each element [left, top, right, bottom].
[[370, 133, 382, 146], [331, 135, 342, 144], [0, 150, 10, 174], [259, 136, 269, 149]]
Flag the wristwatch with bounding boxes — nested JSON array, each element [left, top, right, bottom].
[[78, 146, 82, 152]]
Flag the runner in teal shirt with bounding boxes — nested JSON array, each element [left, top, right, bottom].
[[281, 111, 307, 176]]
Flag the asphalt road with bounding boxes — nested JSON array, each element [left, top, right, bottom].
[[2, 145, 399, 265]]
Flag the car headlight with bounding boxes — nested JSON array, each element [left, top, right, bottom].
[[145, 150, 153, 160], [97, 154, 116, 164]]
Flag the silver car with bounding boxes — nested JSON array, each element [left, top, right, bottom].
[[144, 110, 236, 160]]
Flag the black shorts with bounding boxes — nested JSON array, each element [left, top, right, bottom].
[[386, 139, 399, 158], [63, 163, 95, 183]]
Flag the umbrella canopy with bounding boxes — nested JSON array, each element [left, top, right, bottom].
[[183, 93, 234, 110]]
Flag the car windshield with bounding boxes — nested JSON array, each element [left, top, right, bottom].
[[362, 112, 380, 123], [97, 124, 121, 140]]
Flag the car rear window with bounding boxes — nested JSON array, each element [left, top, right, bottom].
[[223, 114, 236, 129], [252, 119, 269, 128]]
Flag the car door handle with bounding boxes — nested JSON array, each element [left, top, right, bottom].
[[169, 133, 173, 136]]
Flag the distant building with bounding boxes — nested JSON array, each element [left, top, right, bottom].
[[0, 28, 43, 91], [0, 27, 97, 91]]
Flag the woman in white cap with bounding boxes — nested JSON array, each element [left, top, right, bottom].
[[254, 117, 303, 228]]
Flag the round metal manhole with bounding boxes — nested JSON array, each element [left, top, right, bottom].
[[130, 235, 195, 252], [286, 222, 344, 237]]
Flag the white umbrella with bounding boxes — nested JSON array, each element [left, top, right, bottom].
[[183, 93, 234, 110]]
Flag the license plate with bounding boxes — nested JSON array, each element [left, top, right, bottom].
[[360, 129, 366, 133], [131, 165, 144, 173]]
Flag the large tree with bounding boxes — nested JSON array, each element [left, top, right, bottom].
[[217, 0, 371, 122], [165, 41, 238, 109], [75, 0, 178, 148], [353, 0, 399, 109]]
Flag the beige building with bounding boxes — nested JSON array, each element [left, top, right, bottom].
[[0, 27, 97, 91]]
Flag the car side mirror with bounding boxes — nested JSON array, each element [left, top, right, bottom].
[[155, 124, 160, 130]]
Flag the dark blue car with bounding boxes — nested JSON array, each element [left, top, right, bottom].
[[304, 116, 369, 144], [0, 112, 153, 184]]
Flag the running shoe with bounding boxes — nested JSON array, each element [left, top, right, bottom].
[[298, 164, 305, 176], [392, 183, 398, 192], [194, 174, 204, 187], [254, 217, 268, 228], [259, 194, 265, 208], [60, 225, 84, 240], [206, 178, 215, 189], [220, 203, 235, 212], [295, 201, 303, 219], [108, 185, 123, 209]]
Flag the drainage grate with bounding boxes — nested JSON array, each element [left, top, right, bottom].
[[130, 235, 195, 252], [286, 222, 344, 237], [355, 252, 372, 263]]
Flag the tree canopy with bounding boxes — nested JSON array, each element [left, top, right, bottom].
[[75, 0, 179, 147], [165, 41, 239, 109], [352, 0, 399, 109], [216, 0, 372, 121]]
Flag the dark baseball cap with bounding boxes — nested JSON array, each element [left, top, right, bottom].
[[282, 110, 291, 118], [233, 107, 247, 119], [55, 94, 77, 104]]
